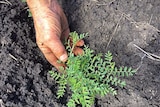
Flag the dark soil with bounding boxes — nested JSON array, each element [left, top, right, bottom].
[[0, 0, 160, 107]]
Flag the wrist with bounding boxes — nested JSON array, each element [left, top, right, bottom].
[[26, 0, 58, 7], [26, 0, 58, 16]]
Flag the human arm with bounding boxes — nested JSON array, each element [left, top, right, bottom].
[[26, 0, 84, 71]]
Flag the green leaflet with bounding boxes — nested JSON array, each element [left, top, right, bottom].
[[21, 0, 26, 2], [21, 0, 32, 17], [49, 31, 136, 107]]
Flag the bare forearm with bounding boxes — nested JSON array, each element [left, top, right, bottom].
[[26, 0, 58, 7], [26, 0, 58, 15]]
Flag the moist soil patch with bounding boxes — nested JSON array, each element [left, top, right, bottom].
[[0, 0, 160, 107]]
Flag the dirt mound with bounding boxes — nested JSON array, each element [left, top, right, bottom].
[[0, 0, 160, 107]]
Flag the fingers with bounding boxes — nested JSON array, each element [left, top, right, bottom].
[[61, 27, 70, 42], [76, 40, 84, 46], [73, 40, 84, 55], [73, 47, 84, 55], [34, 9, 68, 63], [67, 38, 84, 55], [38, 45, 65, 71], [45, 36, 68, 62]]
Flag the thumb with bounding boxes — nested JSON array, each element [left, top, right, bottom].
[[46, 36, 68, 62]]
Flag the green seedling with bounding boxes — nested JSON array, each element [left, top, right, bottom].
[[21, 0, 26, 2], [22, 0, 136, 106], [21, 0, 32, 17], [49, 31, 136, 107]]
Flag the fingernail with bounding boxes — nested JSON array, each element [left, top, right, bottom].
[[60, 54, 68, 62]]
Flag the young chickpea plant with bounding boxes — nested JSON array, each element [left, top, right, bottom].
[[21, 0, 136, 106], [49, 31, 136, 107]]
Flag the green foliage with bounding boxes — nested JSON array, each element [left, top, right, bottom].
[[49, 31, 136, 107], [21, 0, 32, 17], [21, 0, 26, 2], [27, 9, 32, 17]]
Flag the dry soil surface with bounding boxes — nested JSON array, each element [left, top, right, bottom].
[[0, 0, 160, 107]]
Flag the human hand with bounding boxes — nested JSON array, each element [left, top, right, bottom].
[[27, 0, 84, 71]]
